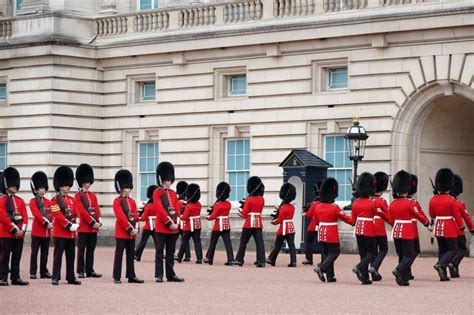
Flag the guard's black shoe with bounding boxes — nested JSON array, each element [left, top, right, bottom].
[[409, 274, 415, 280], [369, 267, 382, 281], [352, 267, 363, 282], [77, 273, 85, 279], [265, 258, 275, 266], [254, 261, 258, 265], [128, 277, 144, 284], [87, 272, 102, 278], [256, 263, 265, 268], [234, 261, 244, 266], [203, 257, 210, 264], [448, 263, 459, 278], [134, 256, 140, 262], [0, 279, 8, 286], [40, 272, 52, 279], [175, 256, 182, 263], [167, 276, 184, 282], [114, 278, 121, 284], [314, 267, 326, 283], [361, 279, 373, 285], [302, 260, 313, 265], [327, 277, 337, 283], [30, 275, 37, 280], [155, 277, 163, 283], [224, 261, 233, 266], [52, 279, 59, 285], [196, 260, 203, 264], [392, 268, 403, 286], [12, 279, 29, 286], [433, 264, 450, 281], [183, 258, 191, 262], [288, 263, 297, 268], [67, 280, 81, 285]]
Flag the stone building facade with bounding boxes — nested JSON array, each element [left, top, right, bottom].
[[0, 0, 473, 252]]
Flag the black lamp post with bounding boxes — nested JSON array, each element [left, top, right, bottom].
[[343, 119, 368, 210]]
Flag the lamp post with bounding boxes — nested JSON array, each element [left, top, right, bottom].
[[343, 119, 368, 210]]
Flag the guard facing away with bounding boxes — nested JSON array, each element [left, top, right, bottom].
[[75, 163, 102, 279], [389, 170, 430, 286], [204, 182, 234, 265], [175, 181, 191, 262], [429, 168, 464, 281], [153, 162, 184, 283], [0, 167, 29, 286], [112, 170, 144, 284], [266, 183, 297, 267], [302, 181, 322, 266], [369, 172, 391, 282], [134, 185, 159, 262], [448, 174, 473, 278], [234, 176, 266, 267], [176, 183, 203, 263], [29, 171, 53, 280], [51, 166, 81, 285], [313, 178, 353, 283]]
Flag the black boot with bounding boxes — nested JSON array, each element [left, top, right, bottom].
[[433, 264, 450, 281], [448, 263, 459, 278], [314, 267, 326, 283], [12, 279, 29, 286], [302, 260, 313, 265], [265, 258, 275, 267], [168, 275, 184, 282], [369, 267, 382, 281], [128, 277, 144, 283], [352, 267, 363, 282]]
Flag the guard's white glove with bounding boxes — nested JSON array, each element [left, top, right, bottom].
[[70, 223, 80, 232]]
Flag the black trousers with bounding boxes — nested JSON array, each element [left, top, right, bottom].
[[0, 238, 24, 281], [371, 235, 388, 271], [113, 238, 136, 280], [451, 235, 467, 267], [394, 238, 415, 283], [436, 237, 457, 268], [319, 242, 340, 279], [268, 234, 296, 264], [178, 229, 191, 259], [235, 228, 265, 264], [52, 237, 76, 282], [155, 233, 177, 279], [177, 230, 203, 261], [30, 236, 50, 276], [304, 230, 318, 263], [355, 235, 376, 281], [206, 230, 234, 263], [77, 232, 97, 275], [407, 237, 421, 277], [134, 229, 157, 260]]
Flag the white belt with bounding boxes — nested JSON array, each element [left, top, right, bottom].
[[318, 222, 337, 241], [433, 216, 454, 237], [148, 216, 156, 230], [391, 220, 413, 240], [357, 217, 374, 221], [411, 218, 417, 222], [436, 216, 453, 220], [217, 216, 229, 232], [374, 216, 381, 220], [189, 216, 200, 232], [249, 212, 261, 228], [282, 219, 293, 235]]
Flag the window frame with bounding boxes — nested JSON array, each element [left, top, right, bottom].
[[127, 74, 156, 105], [137, 0, 159, 11], [313, 59, 349, 93], [327, 67, 348, 90], [140, 81, 156, 102], [0, 82, 6, 102], [228, 74, 247, 97], [137, 141, 160, 203], [0, 142, 7, 171], [324, 135, 353, 206], [214, 67, 248, 99], [225, 138, 251, 203]]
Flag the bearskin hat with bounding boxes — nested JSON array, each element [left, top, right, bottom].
[[409, 174, 418, 196], [374, 172, 389, 193], [435, 168, 454, 192], [76, 163, 94, 187], [247, 176, 264, 196], [176, 181, 188, 199], [450, 175, 463, 197], [53, 166, 74, 192], [2, 167, 21, 194], [356, 172, 376, 198], [320, 178, 338, 203], [186, 183, 201, 203], [216, 182, 231, 201], [156, 162, 175, 186], [30, 171, 49, 195], [392, 170, 411, 195], [279, 183, 296, 204], [146, 184, 158, 199], [114, 169, 133, 194]]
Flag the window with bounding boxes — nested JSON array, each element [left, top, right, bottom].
[[327, 67, 348, 90], [139, 0, 159, 10], [0, 143, 7, 171], [16, 0, 23, 10], [0, 84, 6, 101], [226, 139, 250, 201], [325, 136, 352, 202], [140, 81, 155, 101], [138, 142, 159, 202], [228, 75, 247, 96]]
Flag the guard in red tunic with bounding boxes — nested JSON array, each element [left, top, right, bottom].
[[175, 181, 191, 262], [448, 174, 474, 278], [204, 182, 234, 265], [29, 171, 53, 280], [51, 166, 81, 285], [407, 174, 429, 280], [0, 167, 29, 286], [429, 168, 464, 281], [302, 181, 322, 266], [389, 170, 430, 286], [112, 170, 144, 284], [153, 162, 184, 283], [75, 164, 102, 279], [234, 176, 266, 267], [368, 172, 391, 282], [134, 185, 158, 262], [313, 178, 353, 283], [177, 184, 203, 263], [351, 172, 389, 285], [266, 183, 297, 267]]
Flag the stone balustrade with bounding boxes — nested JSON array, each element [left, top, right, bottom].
[[0, 19, 13, 39]]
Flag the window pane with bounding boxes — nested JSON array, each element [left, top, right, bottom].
[[227, 140, 235, 155], [16, 0, 23, 10], [138, 142, 159, 201], [236, 140, 244, 155], [227, 156, 235, 171], [141, 81, 155, 101], [325, 135, 352, 201], [0, 143, 7, 171], [328, 67, 348, 89], [326, 136, 334, 152], [335, 152, 344, 168], [326, 152, 334, 165], [154, 0, 159, 8], [140, 0, 152, 10], [229, 75, 246, 96], [0, 84, 6, 101]]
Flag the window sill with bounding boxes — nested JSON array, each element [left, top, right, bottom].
[[315, 89, 349, 95]]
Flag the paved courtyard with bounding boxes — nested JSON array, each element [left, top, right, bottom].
[[1, 246, 472, 314]]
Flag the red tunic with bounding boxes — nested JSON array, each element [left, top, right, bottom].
[[0, 195, 28, 239], [75, 191, 101, 233], [30, 196, 52, 238], [373, 196, 391, 236], [208, 201, 231, 232], [273, 203, 295, 235], [181, 202, 202, 232], [454, 199, 473, 236], [240, 196, 264, 229], [305, 200, 320, 232], [429, 194, 464, 238], [351, 197, 389, 237], [153, 188, 181, 234], [313, 202, 353, 243], [408, 199, 429, 238], [51, 194, 78, 239], [389, 198, 429, 240], [139, 203, 157, 231], [113, 196, 138, 239]]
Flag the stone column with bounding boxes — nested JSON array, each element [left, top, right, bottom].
[[16, 0, 51, 15], [99, 0, 118, 15]]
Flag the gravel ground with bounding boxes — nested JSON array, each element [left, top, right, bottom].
[[1, 246, 472, 314]]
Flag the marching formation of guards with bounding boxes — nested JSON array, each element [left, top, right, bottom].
[[0, 161, 472, 287]]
